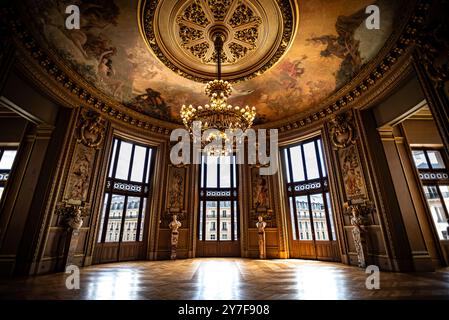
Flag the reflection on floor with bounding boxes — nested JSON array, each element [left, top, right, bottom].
[[1, 258, 449, 299]]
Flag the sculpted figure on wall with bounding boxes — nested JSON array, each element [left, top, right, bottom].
[[168, 171, 184, 210], [254, 176, 269, 208], [78, 111, 106, 149], [344, 201, 374, 268], [256, 215, 267, 259], [340, 145, 366, 199], [56, 201, 88, 231], [169, 214, 182, 260], [66, 145, 95, 202], [329, 112, 356, 150]]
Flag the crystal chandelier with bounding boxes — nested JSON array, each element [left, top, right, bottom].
[[180, 32, 256, 154]]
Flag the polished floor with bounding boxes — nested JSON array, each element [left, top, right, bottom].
[[1, 258, 449, 299]]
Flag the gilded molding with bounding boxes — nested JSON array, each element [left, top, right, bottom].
[[77, 110, 106, 149], [4, 0, 431, 136], [139, 0, 295, 83], [265, 0, 430, 133], [4, 8, 176, 137], [328, 112, 356, 150]]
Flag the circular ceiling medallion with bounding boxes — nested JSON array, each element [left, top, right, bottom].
[[139, 0, 298, 83]]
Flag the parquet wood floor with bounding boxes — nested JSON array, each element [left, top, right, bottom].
[[1, 258, 448, 299]]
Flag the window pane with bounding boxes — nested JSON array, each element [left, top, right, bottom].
[[220, 201, 231, 241], [439, 185, 449, 215], [123, 196, 140, 242], [206, 156, 218, 187], [326, 192, 336, 241], [290, 146, 305, 182], [289, 197, 297, 240], [115, 142, 133, 180], [139, 198, 147, 241], [303, 142, 319, 180], [219, 156, 231, 188], [427, 150, 446, 169], [423, 186, 448, 240], [201, 156, 205, 188], [317, 139, 327, 177], [205, 201, 218, 241], [145, 149, 153, 184], [310, 194, 329, 241], [284, 149, 291, 182], [233, 200, 238, 240], [0, 150, 17, 170], [412, 150, 429, 169], [232, 155, 237, 187], [296, 195, 311, 240], [105, 194, 125, 242], [108, 140, 118, 177], [199, 201, 203, 240], [130, 146, 146, 182], [97, 193, 109, 242]]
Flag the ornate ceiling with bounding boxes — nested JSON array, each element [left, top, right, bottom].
[[21, 0, 404, 125]]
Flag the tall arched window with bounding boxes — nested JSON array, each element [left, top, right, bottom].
[[198, 155, 238, 242], [283, 137, 336, 243], [97, 137, 156, 243]]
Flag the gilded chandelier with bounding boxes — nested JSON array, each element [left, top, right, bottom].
[[180, 32, 256, 150]]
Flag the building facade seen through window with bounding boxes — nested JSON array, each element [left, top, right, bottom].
[[0, 148, 18, 202]]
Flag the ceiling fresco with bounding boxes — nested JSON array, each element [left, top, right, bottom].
[[23, 0, 402, 124]]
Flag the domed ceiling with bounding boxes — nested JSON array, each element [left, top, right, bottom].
[[23, 0, 402, 125]]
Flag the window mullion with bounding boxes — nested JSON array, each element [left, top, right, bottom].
[[308, 194, 317, 242], [435, 184, 449, 220], [118, 196, 129, 243], [301, 144, 308, 181], [128, 145, 136, 181], [101, 192, 113, 243]]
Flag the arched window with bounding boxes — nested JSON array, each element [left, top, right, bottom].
[[283, 136, 337, 242], [97, 138, 156, 244], [198, 155, 238, 242]]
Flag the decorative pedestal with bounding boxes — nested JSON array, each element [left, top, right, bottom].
[[169, 214, 182, 260], [256, 216, 267, 259], [64, 229, 81, 267], [56, 201, 88, 269]]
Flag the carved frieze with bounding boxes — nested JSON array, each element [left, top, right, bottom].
[[63, 144, 96, 203], [77, 111, 106, 149], [167, 165, 186, 212], [338, 144, 368, 201], [250, 166, 275, 227], [329, 112, 356, 150]]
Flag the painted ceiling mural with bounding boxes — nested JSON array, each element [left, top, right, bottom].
[[24, 0, 401, 124]]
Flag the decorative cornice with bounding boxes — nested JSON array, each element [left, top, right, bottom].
[[257, 0, 430, 132], [4, 8, 177, 136], [4, 0, 431, 136]]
